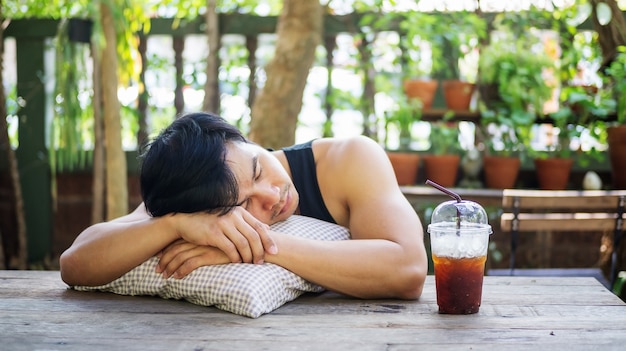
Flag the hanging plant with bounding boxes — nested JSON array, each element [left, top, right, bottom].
[[50, 18, 94, 174]]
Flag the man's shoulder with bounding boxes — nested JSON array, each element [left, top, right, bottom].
[[315, 135, 382, 154], [314, 136, 388, 173]]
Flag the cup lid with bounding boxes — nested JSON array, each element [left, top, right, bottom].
[[428, 199, 489, 230]]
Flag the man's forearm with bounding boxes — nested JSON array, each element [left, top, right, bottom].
[[266, 233, 427, 299], [60, 217, 177, 286]]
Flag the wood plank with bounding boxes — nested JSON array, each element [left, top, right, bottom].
[[502, 189, 626, 210], [487, 268, 611, 288], [502, 189, 626, 209], [501, 213, 619, 232]]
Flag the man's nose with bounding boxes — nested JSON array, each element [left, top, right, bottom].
[[257, 184, 281, 211]]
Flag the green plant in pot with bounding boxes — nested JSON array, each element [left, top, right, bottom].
[[429, 119, 462, 156], [531, 107, 578, 190], [531, 91, 610, 190], [400, 10, 487, 111], [478, 41, 554, 124], [477, 38, 554, 189], [422, 114, 462, 188], [384, 96, 423, 185], [384, 96, 423, 151], [477, 43, 539, 189], [550, 85, 613, 161], [430, 11, 487, 111], [398, 11, 440, 110]]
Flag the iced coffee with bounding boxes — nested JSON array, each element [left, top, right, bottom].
[[428, 199, 492, 314]]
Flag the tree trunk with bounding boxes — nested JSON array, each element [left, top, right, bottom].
[[100, 2, 128, 220], [0, 7, 27, 269], [590, 0, 626, 67], [357, 34, 377, 139], [136, 35, 149, 149], [248, 0, 322, 149], [91, 38, 105, 224], [203, 0, 220, 114]]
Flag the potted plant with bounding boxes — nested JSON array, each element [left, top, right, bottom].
[[432, 11, 487, 111], [400, 11, 487, 111], [477, 39, 554, 189], [422, 114, 462, 187], [399, 11, 439, 110], [384, 96, 423, 185], [531, 108, 576, 190]]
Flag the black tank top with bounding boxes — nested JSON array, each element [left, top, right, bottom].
[[282, 140, 336, 224]]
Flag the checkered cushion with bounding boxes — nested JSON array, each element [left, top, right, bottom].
[[72, 215, 350, 318]]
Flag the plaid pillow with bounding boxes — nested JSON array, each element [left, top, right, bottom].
[[72, 215, 350, 318]]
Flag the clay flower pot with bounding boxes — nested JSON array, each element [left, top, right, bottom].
[[422, 154, 460, 188], [442, 80, 475, 111], [403, 79, 439, 110], [483, 156, 520, 189], [387, 152, 420, 186], [534, 157, 573, 190]]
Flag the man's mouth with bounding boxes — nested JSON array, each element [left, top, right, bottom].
[[271, 185, 290, 220]]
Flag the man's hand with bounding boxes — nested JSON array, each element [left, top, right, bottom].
[[167, 207, 277, 266], [156, 239, 230, 279]]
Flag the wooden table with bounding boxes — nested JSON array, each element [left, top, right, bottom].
[[2, 271, 625, 350]]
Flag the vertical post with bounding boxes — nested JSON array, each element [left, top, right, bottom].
[[173, 35, 185, 116], [15, 38, 51, 263], [324, 36, 336, 138], [509, 196, 520, 275], [611, 195, 624, 289], [245, 36, 258, 109]]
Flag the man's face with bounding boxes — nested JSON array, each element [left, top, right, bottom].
[[226, 142, 299, 224]]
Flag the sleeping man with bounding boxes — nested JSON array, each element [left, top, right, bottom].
[[60, 112, 428, 300]]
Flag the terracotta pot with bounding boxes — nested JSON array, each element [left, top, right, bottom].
[[534, 157, 573, 190], [608, 125, 626, 189], [403, 79, 439, 110], [442, 80, 475, 111], [387, 152, 420, 186], [422, 154, 460, 188], [483, 156, 520, 189]]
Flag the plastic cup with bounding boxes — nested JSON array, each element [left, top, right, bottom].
[[428, 200, 492, 314]]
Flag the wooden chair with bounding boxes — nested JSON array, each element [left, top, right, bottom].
[[488, 189, 626, 290]]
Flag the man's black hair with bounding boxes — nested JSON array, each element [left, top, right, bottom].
[[140, 112, 248, 217]]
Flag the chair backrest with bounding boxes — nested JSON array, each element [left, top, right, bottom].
[[500, 189, 626, 288]]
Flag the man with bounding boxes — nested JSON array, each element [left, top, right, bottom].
[[60, 112, 428, 300]]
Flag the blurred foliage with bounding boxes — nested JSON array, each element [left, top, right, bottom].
[[4, 0, 625, 170]]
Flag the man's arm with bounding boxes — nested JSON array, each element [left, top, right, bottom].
[[60, 203, 276, 286], [60, 204, 177, 286], [265, 136, 428, 299]]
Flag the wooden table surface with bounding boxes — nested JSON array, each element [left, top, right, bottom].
[[1, 271, 625, 350]]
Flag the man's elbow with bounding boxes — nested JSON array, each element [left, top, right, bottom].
[[396, 263, 428, 300], [59, 249, 82, 286]]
